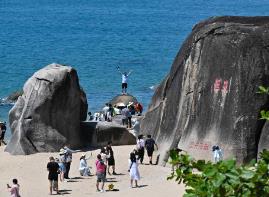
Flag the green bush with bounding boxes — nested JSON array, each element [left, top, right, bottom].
[[168, 149, 269, 197]]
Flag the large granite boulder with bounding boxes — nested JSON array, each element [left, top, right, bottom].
[[109, 94, 138, 106], [5, 63, 88, 155], [141, 16, 269, 165], [80, 121, 136, 147]]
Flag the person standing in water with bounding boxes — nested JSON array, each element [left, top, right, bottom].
[[117, 66, 132, 95]]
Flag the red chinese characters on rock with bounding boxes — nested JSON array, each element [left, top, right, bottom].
[[222, 80, 229, 93], [213, 79, 229, 93], [214, 79, 221, 92], [189, 141, 210, 150]]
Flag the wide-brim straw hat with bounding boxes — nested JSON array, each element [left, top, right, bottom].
[[81, 153, 86, 157], [59, 148, 65, 155]]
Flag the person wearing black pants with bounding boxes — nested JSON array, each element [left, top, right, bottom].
[[136, 135, 145, 164], [64, 162, 71, 179]]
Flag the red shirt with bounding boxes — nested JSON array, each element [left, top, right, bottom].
[[95, 159, 106, 173]]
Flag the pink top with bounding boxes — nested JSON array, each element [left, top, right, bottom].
[[9, 185, 20, 197], [95, 159, 106, 173]]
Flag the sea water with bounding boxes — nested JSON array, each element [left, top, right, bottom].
[[1, 0, 269, 139]]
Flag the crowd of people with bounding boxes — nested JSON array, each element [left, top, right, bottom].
[[89, 101, 143, 129], [5, 129, 224, 196], [43, 136, 158, 195]]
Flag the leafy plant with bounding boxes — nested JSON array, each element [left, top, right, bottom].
[[168, 149, 269, 197]]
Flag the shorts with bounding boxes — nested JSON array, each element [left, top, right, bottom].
[[96, 172, 106, 182], [147, 148, 154, 157], [48, 174, 58, 181], [122, 83, 127, 89], [108, 157, 115, 166]]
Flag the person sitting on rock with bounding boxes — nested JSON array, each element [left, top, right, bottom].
[[116, 66, 132, 95]]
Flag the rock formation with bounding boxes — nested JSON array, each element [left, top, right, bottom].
[[80, 121, 136, 148], [140, 16, 269, 165], [5, 63, 88, 155], [109, 94, 138, 106]]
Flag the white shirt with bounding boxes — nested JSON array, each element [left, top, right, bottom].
[[122, 74, 128, 83], [103, 106, 109, 113], [101, 153, 110, 163], [137, 139, 145, 149], [79, 159, 88, 170]]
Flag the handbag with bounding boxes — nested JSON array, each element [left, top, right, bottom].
[[128, 162, 133, 172]]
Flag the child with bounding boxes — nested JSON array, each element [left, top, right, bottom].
[[47, 156, 60, 195], [129, 152, 140, 188], [56, 158, 65, 182], [7, 178, 20, 197], [96, 154, 106, 192]]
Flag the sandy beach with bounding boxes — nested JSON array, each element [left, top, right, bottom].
[[0, 145, 184, 197]]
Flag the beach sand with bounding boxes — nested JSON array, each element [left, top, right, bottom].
[[0, 145, 184, 197]]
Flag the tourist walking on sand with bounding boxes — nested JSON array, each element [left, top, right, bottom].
[[145, 135, 158, 165], [129, 152, 140, 188], [116, 66, 132, 95], [79, 153, 91, 176], [95, 154, 106, 192], [7, 178, 20, 197], [136, 135, 145, 164], [106, 141, 117, 175], [47, 156, 60, 195]]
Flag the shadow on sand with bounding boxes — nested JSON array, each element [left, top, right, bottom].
[[58, 189, 72, 195]]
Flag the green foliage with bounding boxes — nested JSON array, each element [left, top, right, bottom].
[[168, 149, 269, 197], [257, 86, 269, 95]]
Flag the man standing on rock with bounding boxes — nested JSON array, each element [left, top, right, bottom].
[[116, 66, 132, 95], [145, 135, 158, 165]]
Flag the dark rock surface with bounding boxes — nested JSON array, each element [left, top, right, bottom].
[[5, 63, 88, 155], [140, 16, 269, 165], [109, 94, 138, 106], [80, 121, 136, 148]]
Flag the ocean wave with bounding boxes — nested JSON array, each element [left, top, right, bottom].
[[149, 85, 158, 90], [0, 98, 15, 106]]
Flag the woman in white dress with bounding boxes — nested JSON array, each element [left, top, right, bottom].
[[128, 152, 140, 188]]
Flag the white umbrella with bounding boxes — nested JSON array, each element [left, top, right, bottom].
[[116, 102, 126, 107]]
